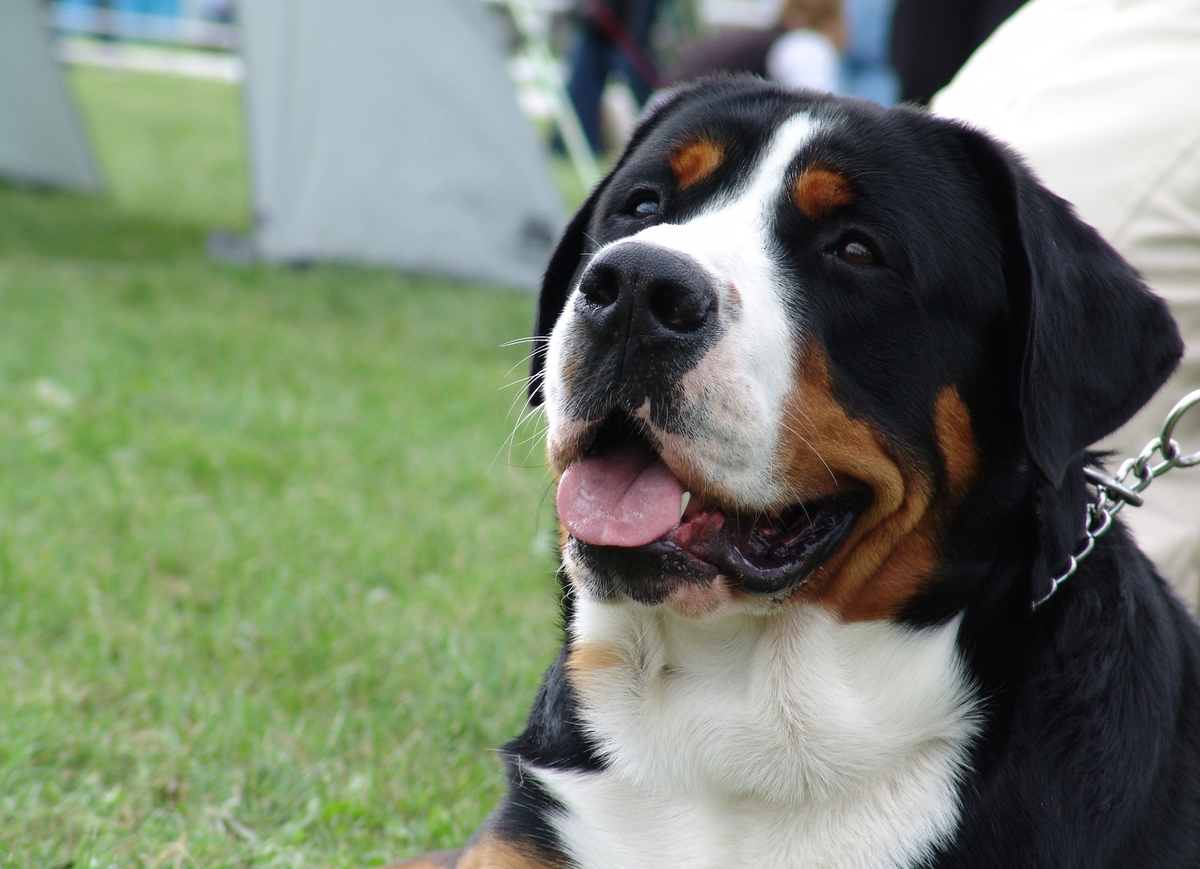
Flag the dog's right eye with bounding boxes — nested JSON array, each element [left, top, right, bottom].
[[834, 237, 879, 267], [625, 192, 660, 218]]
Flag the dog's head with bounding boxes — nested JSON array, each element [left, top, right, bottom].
[[530, 77, 1181, 620]]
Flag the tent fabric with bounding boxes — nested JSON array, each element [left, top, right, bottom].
[[238, 0, 566, 289], [0, 0, 103, 191]]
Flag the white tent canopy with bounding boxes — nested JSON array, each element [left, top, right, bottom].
[[238, 0, 566, 289], [0, 0, 102, 191]]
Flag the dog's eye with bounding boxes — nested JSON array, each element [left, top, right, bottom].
[[836, 238, 877, 266], [626, 192, 660, 218]]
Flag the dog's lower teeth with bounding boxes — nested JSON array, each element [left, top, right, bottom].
[[680, 491, 692, 519]]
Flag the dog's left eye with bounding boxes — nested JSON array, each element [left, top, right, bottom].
[[835, 238, 877, 266], [626, 192, 660, 218]]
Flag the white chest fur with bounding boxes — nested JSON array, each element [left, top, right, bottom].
[[532, 600, 979, 869]]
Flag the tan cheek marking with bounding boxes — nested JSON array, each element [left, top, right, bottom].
[[934, 385, 978, 503], [663, 577, 742, 617], [669, 138, 726, 190], [776, 344, 935, 621], [566, 641, 626, 692], [792, 167, 854, 220], [547, 419, 595, 475], [384, 849, 462, 868], [457, 836, 565, 869], [559, 351, 582, 397]]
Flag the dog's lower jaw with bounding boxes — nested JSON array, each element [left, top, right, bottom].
[[548, 597, 979, 869], [562, 541, 773, 618], [559, 492, 865, 617]]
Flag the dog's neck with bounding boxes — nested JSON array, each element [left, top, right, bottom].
[[534, 596, 980, 869]]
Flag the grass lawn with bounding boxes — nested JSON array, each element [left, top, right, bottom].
[[0, 66, 563, 867]]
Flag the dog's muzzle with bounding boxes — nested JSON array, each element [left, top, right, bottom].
[[550, 241, 866, 604], [566, 242, 720, 417]]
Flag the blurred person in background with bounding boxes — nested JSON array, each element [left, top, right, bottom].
[[670, 0, 846, 95], [933, 0, 1200, 609], [839, 0, 898, 104], [889, 0, 1025, 103], [564, 0, 663, 154], [670, 0, 897, 104], [766, 0, 846, 93]]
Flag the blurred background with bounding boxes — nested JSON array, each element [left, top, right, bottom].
[[0, 0, 1032, 866]]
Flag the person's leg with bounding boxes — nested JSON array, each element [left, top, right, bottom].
[[618, 0, 660, 104], [566, 24, 612, 153]]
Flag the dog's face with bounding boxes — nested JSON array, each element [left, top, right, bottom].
[[531, 78, 1180, 622]]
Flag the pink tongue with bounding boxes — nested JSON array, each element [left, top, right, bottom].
[[556, 440, 687, 548]]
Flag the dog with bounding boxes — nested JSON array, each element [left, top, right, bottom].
[[396, 77, 1200, 869]]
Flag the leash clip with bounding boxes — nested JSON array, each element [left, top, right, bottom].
[[1081, 467, 1144, 508], [1035, 390, 1200, 609]]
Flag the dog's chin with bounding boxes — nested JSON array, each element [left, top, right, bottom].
[[565, 490, 865, 615]]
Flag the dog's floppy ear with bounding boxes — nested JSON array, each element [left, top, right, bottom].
[[954, 124, 1183, 485], [528, 84, 700, 405]]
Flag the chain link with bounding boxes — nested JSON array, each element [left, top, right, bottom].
[[1034, 389, 1200, 609]]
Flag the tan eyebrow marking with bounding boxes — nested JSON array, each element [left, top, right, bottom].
[[669, 138, 726, 190], [792, 166, 854, 219]]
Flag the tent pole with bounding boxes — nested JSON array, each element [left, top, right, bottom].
[[505, 0, 601, 191]]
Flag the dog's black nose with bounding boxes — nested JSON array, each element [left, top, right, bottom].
[[568, 242, 720, 417], [576, 242, 717, 347]]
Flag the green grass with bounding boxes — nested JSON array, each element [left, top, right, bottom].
[[0, 66, 562, 866]]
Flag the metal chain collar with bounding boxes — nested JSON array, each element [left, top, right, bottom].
[[1034, 389, 1200, 609]]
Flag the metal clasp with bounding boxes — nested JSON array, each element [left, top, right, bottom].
[[1082, 467, 1143, 507], [1035, 389, 1200, 609]]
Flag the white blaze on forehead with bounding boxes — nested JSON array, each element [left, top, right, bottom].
[[544, 112, 821, 505], [629, 111, 818, 284], [632, 113, 820, 504]]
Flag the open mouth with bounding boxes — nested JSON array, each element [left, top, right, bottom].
[[555, 414, 866, 598]]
